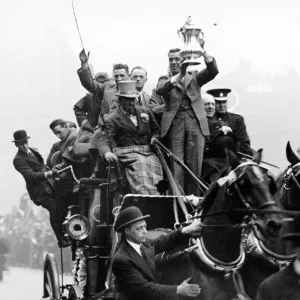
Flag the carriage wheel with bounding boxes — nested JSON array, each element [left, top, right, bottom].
[[68, 285, 84, 300], [43, 253, 61, 300]]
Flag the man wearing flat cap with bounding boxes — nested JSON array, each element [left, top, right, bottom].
[[256, 213, 300, 299], [98, 81, 163, 195], [112, 206, 202, 300], [206, 88, 252, 157], [12, 130, 71, 247]]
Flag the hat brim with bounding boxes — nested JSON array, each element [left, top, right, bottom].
[[281, 233, 300, 240], [117, 93, 137, 98], [12, 137, 30, 143], [116, 215, 150, 232]]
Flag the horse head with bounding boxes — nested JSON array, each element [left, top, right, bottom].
[[280, 141, 300, 210], [224, 149, 282, 239]]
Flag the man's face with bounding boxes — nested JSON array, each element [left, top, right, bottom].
[[204, 96, 216, 118], [125, 220, 147, 244], [215, 100, 228, 114], [131, 69, 147, 91], [15, 141, 29, 153], [168, 52, 182, 76], [120, 97, 136, 114], [52, 125, 70, 141], [113, 68, 129, 86]]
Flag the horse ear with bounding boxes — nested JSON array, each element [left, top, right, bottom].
[[226, 148, 240, 169], [252, 149, 263, 164], [286, 141, 300, 166]]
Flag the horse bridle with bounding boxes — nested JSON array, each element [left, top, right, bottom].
[[283, 162, 300, 191], [226, 161, 277, 212]]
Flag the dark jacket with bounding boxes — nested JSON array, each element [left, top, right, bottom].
[[98, 106, 160, 156], [212, 112, 252, 156], [13, 148, 53, 205], [256, 260, 300, 300], [77, 66, 117, 122], [73, 92, 102, 128], [156, 59, 219, 138], [112, 230, 186, 300]]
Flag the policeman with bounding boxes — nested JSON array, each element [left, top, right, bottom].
[[205, 88, 252, 157]]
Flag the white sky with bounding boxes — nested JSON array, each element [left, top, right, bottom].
[[1, 0, 300, 213]]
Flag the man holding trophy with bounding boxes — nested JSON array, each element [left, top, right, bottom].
[[156, 17, 219, 195]]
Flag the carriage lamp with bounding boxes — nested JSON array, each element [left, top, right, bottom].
[[63, 214, 91, 240]]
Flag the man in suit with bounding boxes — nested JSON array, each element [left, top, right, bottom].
[[206, 88, 252, 156], [47, 119, 78, 167], [149, 49, 181, 123], [112, 206, 202, 300], [156, 44, 219, 195], [73, 72, 109, 131], [109, 66, 151, 114], [12, 130, 71, 247], [98, 81, 162, 195], [256, 213, 300, 300]]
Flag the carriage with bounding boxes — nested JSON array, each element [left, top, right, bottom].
[[41, 139, 299, 300]]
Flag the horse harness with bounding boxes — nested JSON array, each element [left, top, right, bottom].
[[283, 162, 300, 191], [192, 162, 278, 300]]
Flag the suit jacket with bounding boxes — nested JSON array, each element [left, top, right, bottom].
[[213, 112, 252, 156], [98, 106, 160, 156], [73, 92, 102, 128], [256, 261, 300, 300], [112, 230, 187, 300], [156, 59, 219, 138], [13, 148, 53, 205], [77, 66, 117, 122], [109, 91, 151, 115]]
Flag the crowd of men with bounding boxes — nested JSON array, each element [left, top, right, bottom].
[[11, 38, 271, 298]]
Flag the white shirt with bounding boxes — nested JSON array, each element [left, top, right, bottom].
[[126, 239, 142, 256], [121, 106, 138, 127]]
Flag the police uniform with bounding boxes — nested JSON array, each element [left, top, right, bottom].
[[205, 88, 252, 158]]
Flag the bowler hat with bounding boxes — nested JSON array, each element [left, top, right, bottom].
[[116, 81, 137, 98], [114, 206, 150, 232], [206, 88, 232, 101], [12, 130, 30, 143], [281, 213, 300, 240]]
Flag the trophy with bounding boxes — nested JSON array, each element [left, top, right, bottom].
[[177, 16, 204, 65]]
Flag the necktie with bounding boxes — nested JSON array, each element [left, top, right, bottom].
[[137, 94, 142, 106]]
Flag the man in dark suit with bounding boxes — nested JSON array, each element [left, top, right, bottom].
[[98, 81, 162, 195], [206, 88, 252, 157], [156, 45, 219, 195], [12, 130, 71, 247], [256, 213, 300, 300], [112, 206, 202, 300], [109, 66, 151, 114]]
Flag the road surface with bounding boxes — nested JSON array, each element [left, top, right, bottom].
[[0, 267, 73, 299]]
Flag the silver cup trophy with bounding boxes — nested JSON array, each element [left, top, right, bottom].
[[178, 16, 204, 65]]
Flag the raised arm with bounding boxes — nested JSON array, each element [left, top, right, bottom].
[[77, 49, 105, 98], [195, 51, 219, 86]]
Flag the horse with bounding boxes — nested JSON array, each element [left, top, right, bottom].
[[241, 141, 299, 299], [154, 149, 282, 300]]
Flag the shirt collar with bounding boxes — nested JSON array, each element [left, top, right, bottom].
[[126, 239, 142, 256]]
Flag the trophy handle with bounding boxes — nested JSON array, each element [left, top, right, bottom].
[[177, 28, 185, 42]]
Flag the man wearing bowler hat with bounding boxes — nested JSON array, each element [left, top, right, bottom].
[[112, 206, 202, 300], [256, 213, 300, 299], [206, 88, 252, 157], [12, 130, 71, 247], [98, 81, 163, 195]]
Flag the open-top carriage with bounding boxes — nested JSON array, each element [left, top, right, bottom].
[[41, 139, 295, 300]]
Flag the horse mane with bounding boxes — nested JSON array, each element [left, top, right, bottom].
[[202, 167, 231, 213]]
